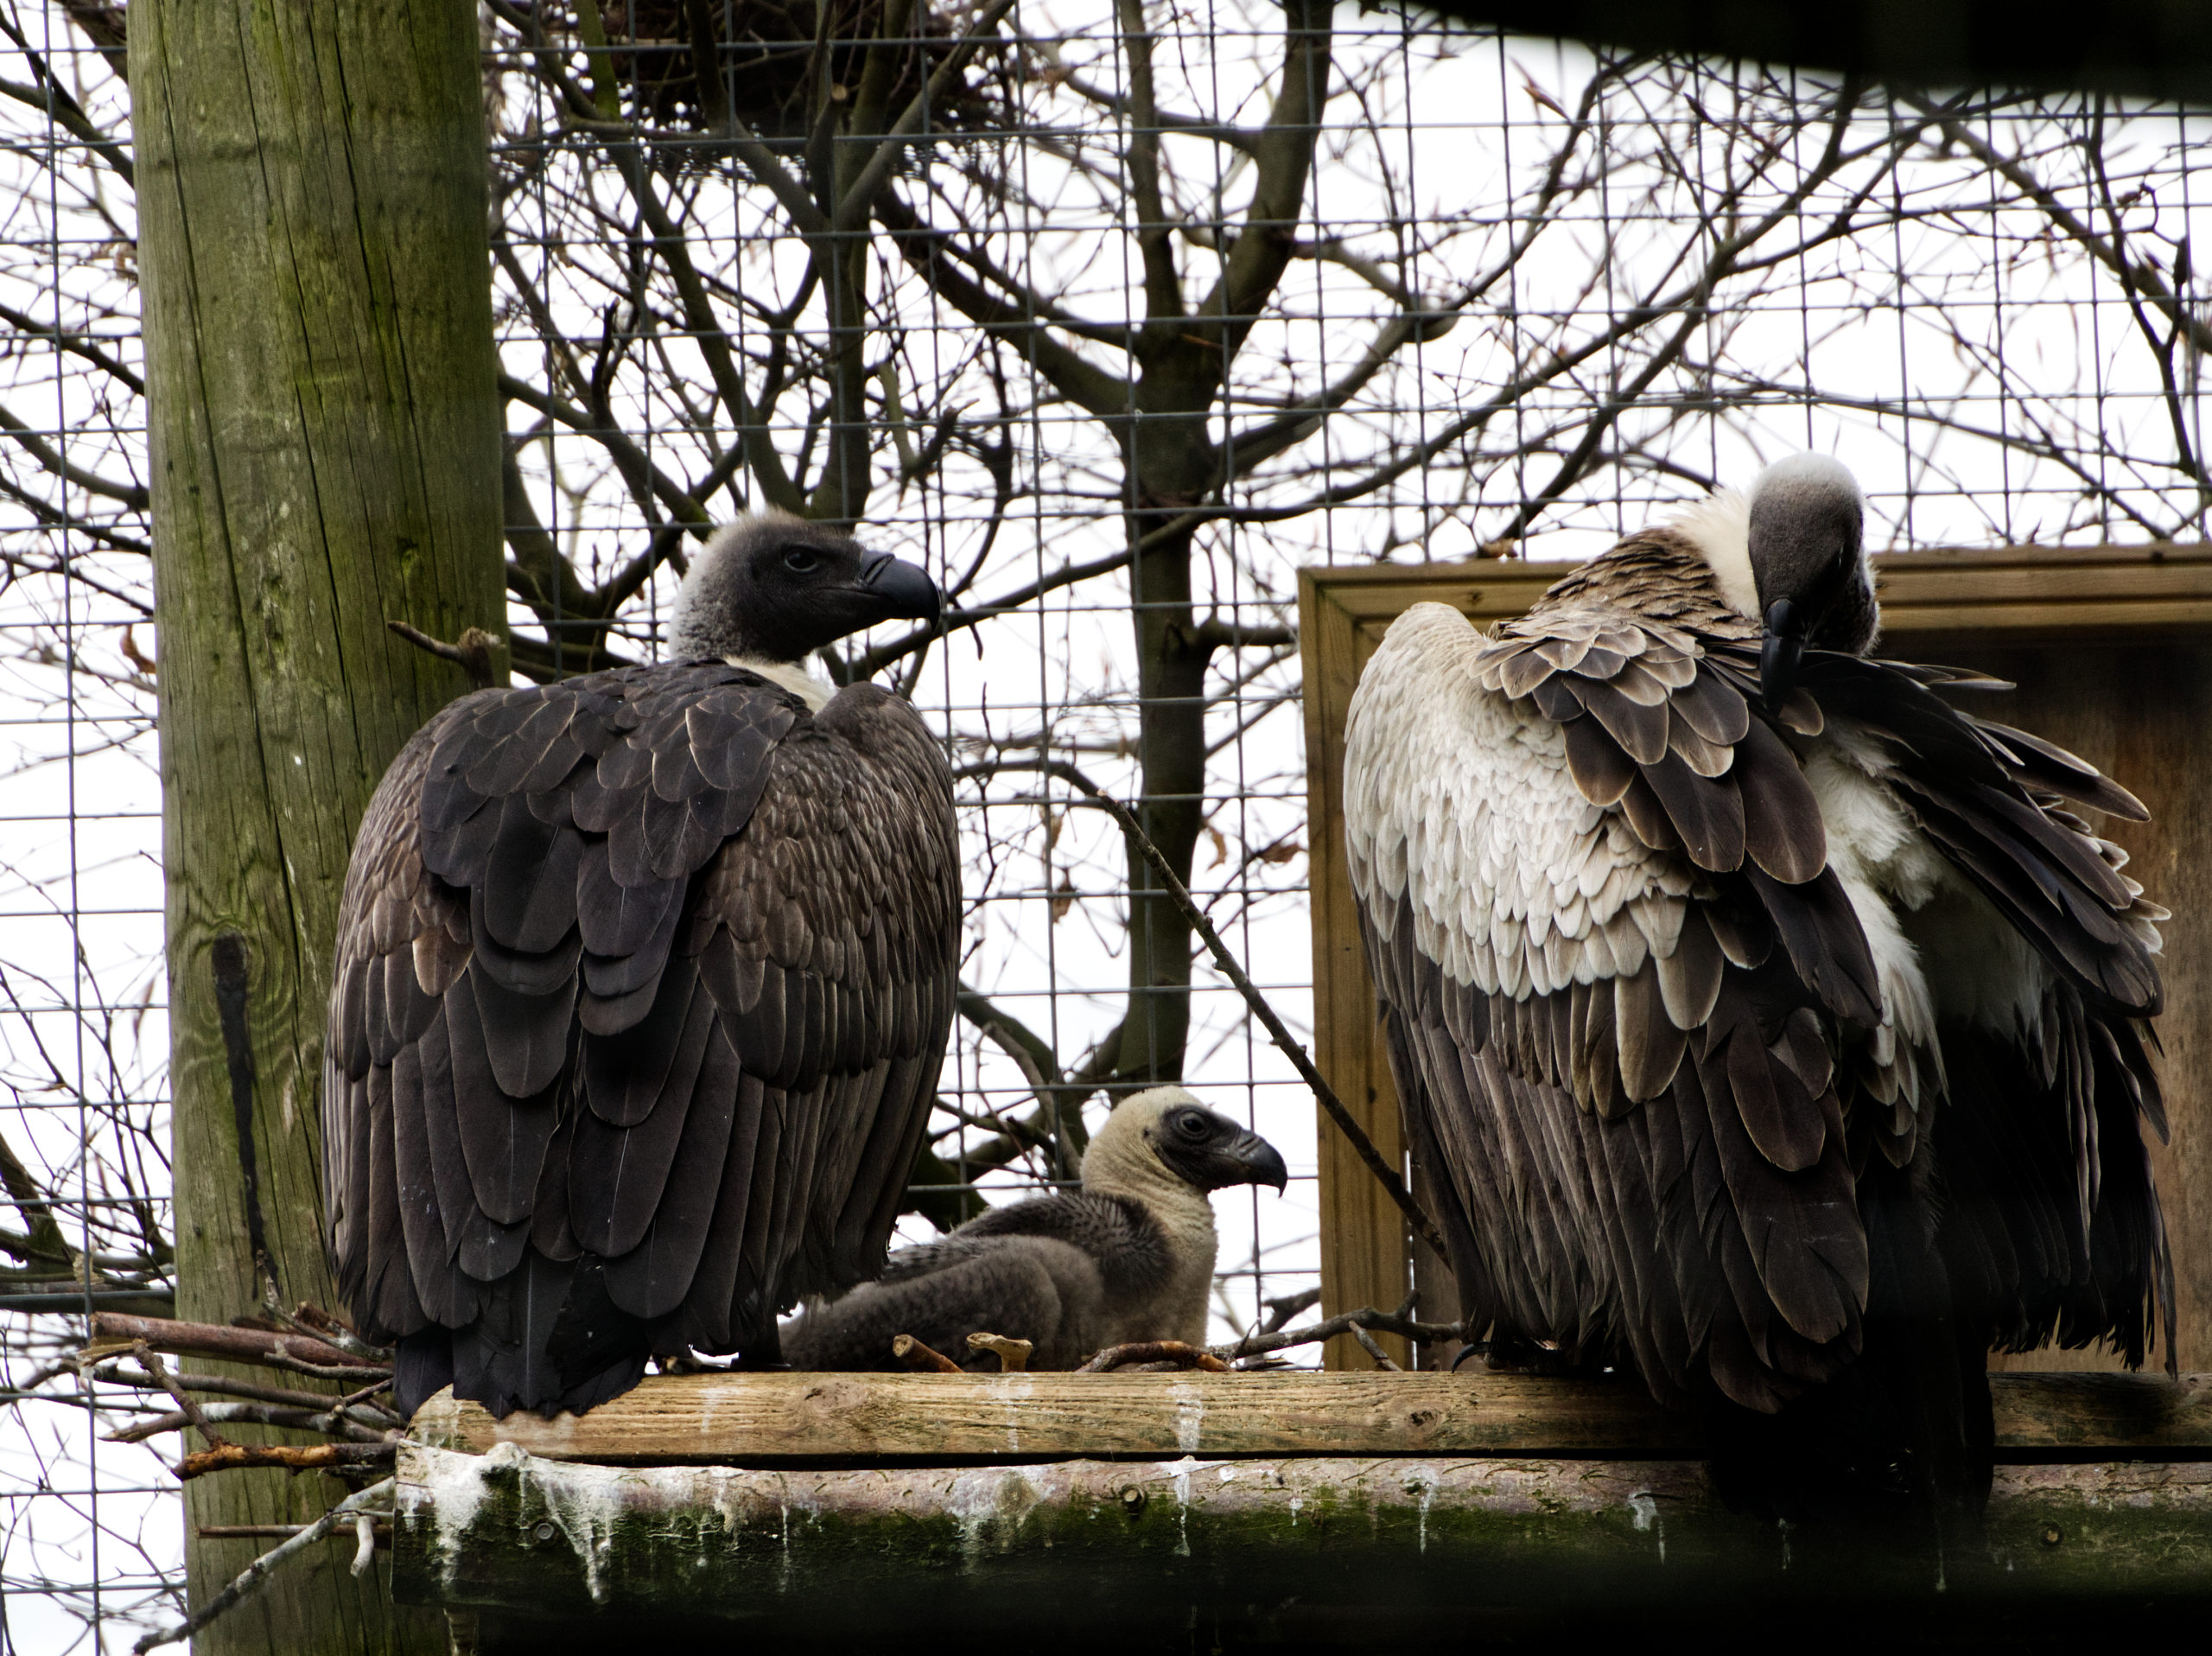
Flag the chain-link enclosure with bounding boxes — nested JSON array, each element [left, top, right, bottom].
[[3, 1, 2209, 1646]]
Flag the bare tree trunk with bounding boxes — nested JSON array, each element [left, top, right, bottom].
[[133, 2, 505, 1649], [1113, 0, 1332, 1082]]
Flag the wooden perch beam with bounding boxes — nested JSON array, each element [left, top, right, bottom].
[[394, 1443, 2212, 1640], [410, 1370, 2212, 1467], [411, 1373, 2212, 1461]]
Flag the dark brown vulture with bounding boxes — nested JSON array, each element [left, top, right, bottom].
[[1344, 455, 2171, 1521], [324, 513, 956, 1417], [781, 1086, 1287, 1370]]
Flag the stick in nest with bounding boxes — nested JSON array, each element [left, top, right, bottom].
[[1076, 1341, 1230, 1374], [1213, 1298, 1469, 1365], [891, 1334, 963, 1373], [966, 1332, 1033, 1373]]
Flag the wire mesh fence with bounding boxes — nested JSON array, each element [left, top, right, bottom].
[[3, 0, 2210, 1646]]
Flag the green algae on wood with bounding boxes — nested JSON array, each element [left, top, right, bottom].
[[394, 1443, 2212, 1634]]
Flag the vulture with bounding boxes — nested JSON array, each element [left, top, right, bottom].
[[324, 513, 957, 1418], [781, 1086, 1288, 1371], [1345, 455, 2171, 1517]]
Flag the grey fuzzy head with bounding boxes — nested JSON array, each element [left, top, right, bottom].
[[1084, 1086, 1287, 1197], [1747, 454, 1877, 656], [666, 512, 940, 666]]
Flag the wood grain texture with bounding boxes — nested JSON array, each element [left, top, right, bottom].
[[1300, 551, 2212, 1382], [135, 2, 504, 1648], [1299, 569, 1412, 1368], [395, 1441, 2212, 1634], [408, 1369, 2212, 1463]]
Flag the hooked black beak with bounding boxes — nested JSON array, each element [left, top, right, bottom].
[[1760, 597, 1806, 714], [858, 552, 943, 630], [1226, 1129, 1289, 1194]]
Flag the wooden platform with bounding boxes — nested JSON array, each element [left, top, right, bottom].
[[397, 1370, 2212, 1646], [411, 1367, 2212, 1463]]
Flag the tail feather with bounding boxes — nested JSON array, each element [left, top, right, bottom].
[[397, 1250, 656, 1419], [1705, 1156, 1989, 1543]]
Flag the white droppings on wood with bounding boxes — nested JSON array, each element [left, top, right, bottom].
[[1402, 1465, 1439, 1553], [528, 1454, 645, 1605], [411, 1440, 524, 1589], [1163, 1456, 1205, 1557], [984, 1372, 1034, 1454], [939, 1464, 1053, 1566], [1172, 1380, 1204, 1453], [1629, 1490, 1664, 1564]]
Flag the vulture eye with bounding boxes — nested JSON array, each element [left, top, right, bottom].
[[1169, 1109, 1210, 1140], [781, 545, 820, 575]]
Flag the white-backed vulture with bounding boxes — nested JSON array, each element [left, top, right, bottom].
[[781, 1086, 1288, 1370], [324, 513, 957, 1417], [1344, 455, 2171, 1516]]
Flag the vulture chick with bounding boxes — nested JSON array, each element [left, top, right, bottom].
[[1345, 455, 2170, 1522], [780, 1086, 1287, 1370], [325, 513, 957, 1419]]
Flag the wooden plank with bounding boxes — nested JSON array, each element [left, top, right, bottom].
[[1298, 570, 1412, 1368], [409, 1371, 2212, 1465], [1299, 550, 2212, 1382], [395, 1442, 2212, 1634]]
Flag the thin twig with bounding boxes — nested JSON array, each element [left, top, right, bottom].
[[1076, 1340, 1230, 1374], [108, 1402, 394, 1446], [176, 1441, 397, 1481], [87, 1313, 391, 1381], [966, 1332, 1033, 1373], [131, 1344, 226, 1450], [134, 1481, 394, 1653], [891, 1334, 962, 1373], [385, 621, 502, 691], [196, 1524, 393, 1542], [1214, 1302, 1469, 1365], [1349, 1323, 1403, 1372], [1258, 1286, 1322, 1335]]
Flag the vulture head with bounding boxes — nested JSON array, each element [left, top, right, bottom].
[[1084, 1086, 1289, 1199], [1745, 454, 1877, 709], [668, 511, 941, 668]]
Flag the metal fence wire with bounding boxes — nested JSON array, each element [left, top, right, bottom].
[[3, 1, 2210, 1646]]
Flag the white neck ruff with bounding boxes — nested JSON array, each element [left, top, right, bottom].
[[724, 653, 834, 712], [1663, 487, 1758, 621]]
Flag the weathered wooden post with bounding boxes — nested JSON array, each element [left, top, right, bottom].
[[132, 2, 505, 1648]]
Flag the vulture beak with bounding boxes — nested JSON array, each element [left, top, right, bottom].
[[1760, 597, 1807, 715], [1224, 1129, 1290, 1194], [858, 552, 943, 632]]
